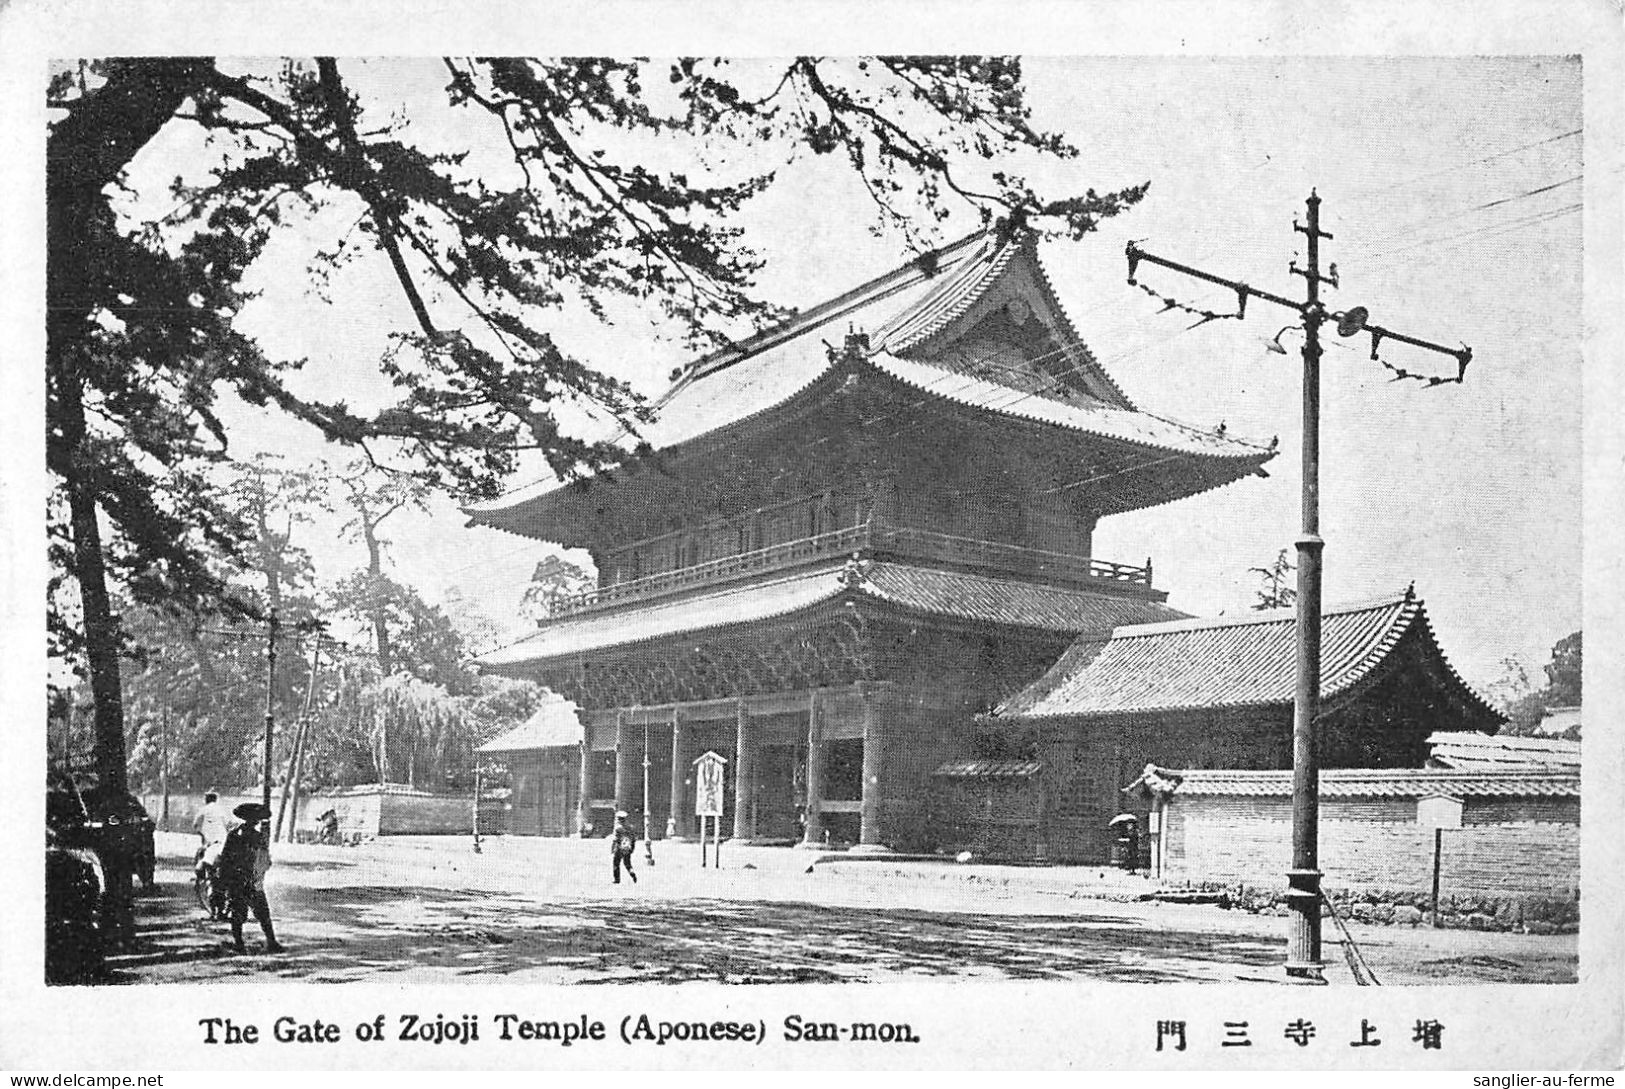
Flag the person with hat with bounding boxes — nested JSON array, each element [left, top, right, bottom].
[[217, 802, 284, 954], [611, 811, 638, 885]]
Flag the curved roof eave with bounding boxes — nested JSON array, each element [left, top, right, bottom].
[[990, 590, 1499, 724], [867, 350, 1275, 465]]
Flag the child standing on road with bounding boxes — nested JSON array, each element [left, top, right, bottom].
[[611, 811, 638, 885]]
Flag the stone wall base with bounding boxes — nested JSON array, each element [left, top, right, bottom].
[[1173, 880, 1580, 934]]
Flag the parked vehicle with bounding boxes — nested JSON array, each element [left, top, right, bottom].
[[45, 832, 105, 984], [46, 780, 157, 890]]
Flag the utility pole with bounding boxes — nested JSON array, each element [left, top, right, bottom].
[[642, 720, 655, 865], [276, 636, 323, 842], [261, 610, 279, 812], [1126, 191, 1470, 980], [159, 704, 170, 830]]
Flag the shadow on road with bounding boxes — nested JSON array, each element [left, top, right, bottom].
[[108, 882, 1282, 985]]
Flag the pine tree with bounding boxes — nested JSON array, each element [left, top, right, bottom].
[[48, 56, 1149, 798]]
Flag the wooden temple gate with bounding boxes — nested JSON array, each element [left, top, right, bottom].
[[468, 229, 1279, 852]]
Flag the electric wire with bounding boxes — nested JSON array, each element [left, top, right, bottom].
[[1339, 176, 1581, 257], [1338, 127, 1581, 208]]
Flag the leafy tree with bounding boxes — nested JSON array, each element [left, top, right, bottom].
[[519, 554, 595, 623], [1248, 548, 1296, 611], [364, 672, 476, 789], [109, 456, 326, 796], [334, 461, 429, 675], [1493, 630, 1582, 737], [1544, 631, 1581, 707], [48, 55, 1149, 794], [439, 585, 506, 659], [1483, 655, 1532, 715], [328, 571, 476, 694]]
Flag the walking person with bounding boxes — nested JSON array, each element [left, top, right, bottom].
[[611, 811, 638, 885], [218, 802, 284, 954]]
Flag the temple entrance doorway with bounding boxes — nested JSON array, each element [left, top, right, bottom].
[[751, 742, 804, 841]]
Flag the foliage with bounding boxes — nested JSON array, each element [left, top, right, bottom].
[[1493, 631, 1581, 738], [1248, 548, 1296, 611], [118, 604, 321, 792], [1543, 631, 1581, 707], [519, 555, 595, 623], [328, 571, 477, 694], [47, 55, 1148, 789]]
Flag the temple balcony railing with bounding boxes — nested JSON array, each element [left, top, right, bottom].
[[546, 522, 1153, 620]]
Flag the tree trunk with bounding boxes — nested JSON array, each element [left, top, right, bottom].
[[47, 60, 210, 798], [360, 503, 394, 676], [58, 367, 127, 794], [374, 704, 388, 785]]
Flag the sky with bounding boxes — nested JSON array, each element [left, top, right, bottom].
[[110, 56, 1589, 690]]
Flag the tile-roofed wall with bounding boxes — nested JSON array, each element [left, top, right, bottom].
[[1172, 766, 1579, 799]]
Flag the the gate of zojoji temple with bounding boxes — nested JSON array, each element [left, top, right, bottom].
[[470, 229, 1276, 851]]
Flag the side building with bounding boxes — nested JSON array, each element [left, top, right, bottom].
[[467, 230, 1275, 851], [971, 587, 1505, 862]]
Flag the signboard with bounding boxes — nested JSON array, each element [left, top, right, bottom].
[[1417, 793, 1464, 830], [694, 750, 728, 817]]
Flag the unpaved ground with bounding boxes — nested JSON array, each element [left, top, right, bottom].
[[97, 832, 1576, 986]]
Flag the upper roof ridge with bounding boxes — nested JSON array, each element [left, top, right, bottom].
[[660, 230, 996, 402], [1107, 587, 1418, 638]]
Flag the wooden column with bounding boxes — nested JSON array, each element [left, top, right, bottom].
[[801, 689, 824, 846], [576, 735, 592, 835], [614, 710, 634, 813], [733, 698, 753, 841], [667, 710, 684, 839], [858, 687, 886, 848]]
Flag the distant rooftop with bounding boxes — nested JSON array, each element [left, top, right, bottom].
[[994, 587, 1500, 727], [1427, 730, 1580, 770], [477, 694, 585, 753]]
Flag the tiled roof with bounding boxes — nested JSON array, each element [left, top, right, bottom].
[[874, 237, 1023, 355], [933, 760, 1043, 779], [474, 561, 1186, 671], [1538, 705, 1581, 733], [477, 695, 585, 752], [476, 563, 845, 668], [465, 231, 1272, 533], [1427, 731, 1581, 770], [468, 234, 995, 502], [859, 563, 1189, 632], [873, 351, 1272, 462], [995, 589, 1499, 721], [1171, 767, 1579, 799]]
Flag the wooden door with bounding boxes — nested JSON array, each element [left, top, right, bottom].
[[541, 775, 569, 836]]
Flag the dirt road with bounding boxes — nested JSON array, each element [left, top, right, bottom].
[[99, 832, 1576, 986]]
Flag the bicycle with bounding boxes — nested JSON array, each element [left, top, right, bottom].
[[193, 846, 223, 920]]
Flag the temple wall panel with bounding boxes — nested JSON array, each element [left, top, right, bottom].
[[872, 685, 984, 851], [586, 716, 619, 752]]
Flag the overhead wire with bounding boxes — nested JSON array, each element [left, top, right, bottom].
[[1338, 175, 1581, 257], [1338, 127, 1581, 208], [1351, 202, 1581, 266]]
